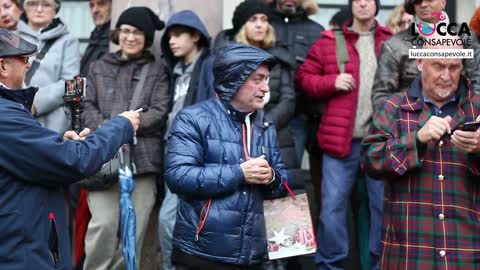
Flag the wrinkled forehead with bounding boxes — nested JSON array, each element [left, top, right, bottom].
[[249, 63, 270, 77], [424, 57, 462, 67]]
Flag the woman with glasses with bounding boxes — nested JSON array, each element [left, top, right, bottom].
[[386, 4, 413, 33], [16, 0, 80, 134], [81, 7, 170, 270]]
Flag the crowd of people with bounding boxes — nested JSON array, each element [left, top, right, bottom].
[[1, 0, 480, 269]]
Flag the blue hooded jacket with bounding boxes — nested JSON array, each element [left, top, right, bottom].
[[161, 10, 214, 106], [165, 43, 288, 266], [0, 86, 134, 269]]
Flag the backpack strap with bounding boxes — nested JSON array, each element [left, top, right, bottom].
[[25, 37, 59, 85], [333, 28, 350, 74]]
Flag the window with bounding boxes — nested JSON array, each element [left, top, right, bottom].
[[57, 1, 95, 53]]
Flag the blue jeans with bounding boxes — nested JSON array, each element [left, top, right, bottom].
[[158, 183, 178, 270], [289, 115, 307, 164], [315, 140, 384, 270]]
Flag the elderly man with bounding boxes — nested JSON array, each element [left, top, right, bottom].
[[165, 43, 289, 269], [0, 29, 139, 269], [372, 0, 480, 108], [362, 34, 480, 268]]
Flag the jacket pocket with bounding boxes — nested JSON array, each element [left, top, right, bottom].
[[0, 211, 24, 263], [48, 212, 59, 268]]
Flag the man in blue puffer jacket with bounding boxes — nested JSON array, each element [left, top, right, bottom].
[[165, 43, 290, 269], [0, 29, 140, 270]]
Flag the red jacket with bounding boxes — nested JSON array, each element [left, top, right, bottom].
[[295, 20, 392, 157]]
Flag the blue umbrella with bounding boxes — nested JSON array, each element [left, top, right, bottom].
[[118, 149, 136, 270]]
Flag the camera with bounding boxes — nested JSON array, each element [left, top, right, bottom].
[[64, 77, 86, 102]]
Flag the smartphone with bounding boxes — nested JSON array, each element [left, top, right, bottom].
[[453, 121, 480, 132]]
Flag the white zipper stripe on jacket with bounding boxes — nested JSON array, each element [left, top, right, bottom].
[[244, 113, 253, 156]]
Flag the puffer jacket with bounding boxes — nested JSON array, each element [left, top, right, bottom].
[[0, 86, 134, 270], [82, 51, 171, 179], [16, 18, 81, 134], [295, 20, 392, 158], [165, 44, 289, 266], [372, 24, 480, 108], [214, 31, 298, 168]]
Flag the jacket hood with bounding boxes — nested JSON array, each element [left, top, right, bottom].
[[213, 43, 275, 103], [161, 10, 211, 66], [17, 18, 69, 41], [321, 19, 392, 39]]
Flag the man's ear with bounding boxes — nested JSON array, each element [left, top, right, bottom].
[[0, 58, 8, 76], [416, 58, 423, 72], [440, 0, 446, 10], [192, 31, 201, 44]]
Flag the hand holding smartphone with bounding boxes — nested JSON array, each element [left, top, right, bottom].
[[452, 121, 480, 132]]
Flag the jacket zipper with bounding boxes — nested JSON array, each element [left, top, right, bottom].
[[48, 212, 59, 267]]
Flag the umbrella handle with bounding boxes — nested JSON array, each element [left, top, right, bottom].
[[119, 147, 125, 167]]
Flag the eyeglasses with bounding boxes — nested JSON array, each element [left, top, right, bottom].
[[398, 19, 413, 27], [119, 28, 144, 38], [25, 0, 56, 9], [2, 55, 29, 64]]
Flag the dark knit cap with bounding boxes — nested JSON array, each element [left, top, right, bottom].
[[404, 0, 420, 15], [329, 8, 351, 27], [349, 0, 381, 16], [232, 0, 272, 34], [116, 7, 165, 45]]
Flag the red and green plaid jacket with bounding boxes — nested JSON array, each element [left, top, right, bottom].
[[362, 76, 480, 269]]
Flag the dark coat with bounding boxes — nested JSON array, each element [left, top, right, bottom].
[[165, 44, 290, 266], [80, 21, 110, 77], [268, 5, 324, 68], [268, 5, 325, 117], [214, 31, 298, 168], [161, 10, 215, 106], [295, 21, 392, 158], [0, 86, 133, 270], [82, 51, 171, 177]]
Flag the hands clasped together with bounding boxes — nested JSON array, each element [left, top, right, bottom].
[[240, 155, 274, 185]]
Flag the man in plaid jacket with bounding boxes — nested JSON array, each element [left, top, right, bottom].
[[362, 34, 480, 269]]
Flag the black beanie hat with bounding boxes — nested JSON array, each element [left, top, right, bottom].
[[349, 0, 381, 16], [116, 7, 165, 45], [404, 0, 419, 15], [232, 0, 272, 34]]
